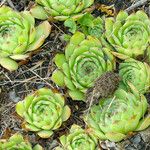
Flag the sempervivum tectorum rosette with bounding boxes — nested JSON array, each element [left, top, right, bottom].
[[0, 133, 43, 150], [51, 32, 116, 101], [0, 6, 51, 71], [85, 83, 150, 142], [105, 10, 150, 59], [119, 58, 150, 94], [16, 88, 71, 138], [30, 0, 94, 21], [55, 124, 98, 150]]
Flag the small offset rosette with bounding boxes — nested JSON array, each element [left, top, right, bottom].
[[16, 88, 71, 138], [55, 124, 98, 150], [119, 58, 150, 94], [0, 133, 43, 150]]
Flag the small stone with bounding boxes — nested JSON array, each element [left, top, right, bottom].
[[125, 145, 136, 150], [130, 134, 141, 144], [100, 140, 116, 149], [37, 84, 45, 89], [49, 140, 59, 149], [9, 90, 21, 102], [140, 127, 150, 143]]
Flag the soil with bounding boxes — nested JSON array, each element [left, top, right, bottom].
[[0, 0, 150, 150]]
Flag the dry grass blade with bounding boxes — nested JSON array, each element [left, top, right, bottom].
[[126, 0, 148, 12]]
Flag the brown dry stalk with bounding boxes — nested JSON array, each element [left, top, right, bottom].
[[126, 0, 148, 12]]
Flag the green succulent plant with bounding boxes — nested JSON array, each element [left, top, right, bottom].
[[64, 13, 104, 38], [119, 58, 150, 94], [0, 6, 51, 71], [0, 133, 43, 150], [51, 32, 115, 101], [16, 88, 71, 138], [146, 46, 150, 64], [105, 10, 150, 59], [85, 83, 150, 142], [55, 124, 98, 150], [30, 0, 94, 21]]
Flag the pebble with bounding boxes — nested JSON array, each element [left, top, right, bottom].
[[9, 90, 21, 102]]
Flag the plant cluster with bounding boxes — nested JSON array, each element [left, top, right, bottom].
[[0, 0, 150, 149], [0, 133, 42, 150]]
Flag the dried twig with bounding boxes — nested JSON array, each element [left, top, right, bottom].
[[7, 0, 17, 10], [0, 0, 7, 6], [125, 0, 148, 12], [25, 66, 54, 89], [84, 90, 95, 120], [52, 23, 65, 34], [0, 0, 17, 10]]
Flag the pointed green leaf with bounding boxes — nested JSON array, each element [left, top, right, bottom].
[[0, 58, 18, 71], [54, 54, 66, 69], [33, 144, 43, 150], [136, 114, 150, 131], [69, 90, 85, 100], [62, 106, 71, 121], [51, 70, 65, 86], [25, 123, 40, 132], [70, 32, 85, 45], [10, 54, 29, 60], [37, 130, 53, 138], [116, 11, 128, 21], [30, 5, 49, 20], [105, 132, 126, 142], [27, 21, 51, 51], [16, 101, 25, 117]]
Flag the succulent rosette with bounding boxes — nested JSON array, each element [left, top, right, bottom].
[[105, 10, 150, 59], [0, 133, 43, 150], [0, 6, 51, 71], [85, 83, 150, 142], [16, 88, 71, 138], [52, 32, 115, 100], [30, 0, 94, 21], [55, 124, 98, 150], [119, 58, 150, 94]]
